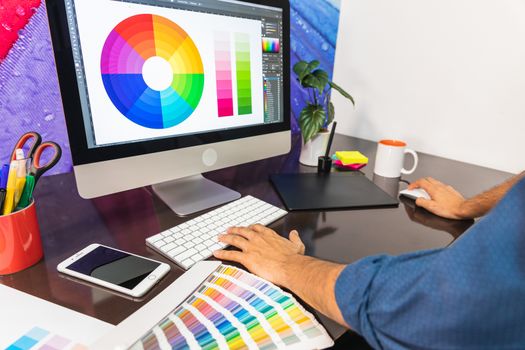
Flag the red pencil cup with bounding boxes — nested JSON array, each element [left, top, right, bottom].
[[0, 201, 44, 275]]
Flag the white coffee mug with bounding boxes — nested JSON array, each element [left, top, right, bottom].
[[374, 140, 418, 178]]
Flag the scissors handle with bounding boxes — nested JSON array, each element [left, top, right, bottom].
[[11, 132, 42, 161], [30, 141, 62, 183]]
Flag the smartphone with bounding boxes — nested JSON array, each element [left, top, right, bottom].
[[57, 244, 171, 298]]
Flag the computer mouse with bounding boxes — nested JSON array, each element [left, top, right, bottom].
[[399, 188, 431, 201]]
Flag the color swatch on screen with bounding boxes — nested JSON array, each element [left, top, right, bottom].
[[6, 327, 87, 350], [101, 14, 204, 129], [235, 33, 253, 115], [264, 78, 269, 119], [262, 37, 280, 53], [214, 33, 234, 117], [130, 265, 333, 350]]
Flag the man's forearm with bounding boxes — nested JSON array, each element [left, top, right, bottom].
[[460, 171, 525, 218], [280, 255, 347, 326]]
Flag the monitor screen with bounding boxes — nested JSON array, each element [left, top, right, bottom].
[[48, 0, 290, 200], [62, 0, 286, 150]]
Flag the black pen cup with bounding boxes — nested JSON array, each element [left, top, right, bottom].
[[317, 156, 333, 174]]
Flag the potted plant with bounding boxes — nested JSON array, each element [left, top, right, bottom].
[[294, 59, 354, 166]]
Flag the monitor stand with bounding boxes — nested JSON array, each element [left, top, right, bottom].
[[152, 174, 241, 216]]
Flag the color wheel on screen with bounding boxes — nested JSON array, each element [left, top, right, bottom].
[[101, 14, 204, 129]]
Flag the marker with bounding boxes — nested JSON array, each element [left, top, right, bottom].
[[0, 165, 8, 189], [14, 176, 27, 208], [13, 159, 28, 207], [16, 175, 35, 210], [2, 161, 18, 215], [15, 148, 25, 160], [0, 165, 8, 212]]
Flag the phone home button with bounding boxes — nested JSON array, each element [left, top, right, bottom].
[[148, 275, 157, 280]]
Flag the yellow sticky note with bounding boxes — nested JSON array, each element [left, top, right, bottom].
[[335, 151, 369, 165]]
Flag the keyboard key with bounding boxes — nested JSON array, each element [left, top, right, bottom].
[[161, 230, 174, 237], [192, 253, 204, 262], [168, 246, 185, 258], [161, 242, 176, 253], [210, 243, 225, 251], [181, 259, 194, 269], [146, 234, 164, 244], [175, 248, 197, 262], [152, 240, 165, 249], [204, 240, 215, 248]]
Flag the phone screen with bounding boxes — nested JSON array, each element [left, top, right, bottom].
[[67, 246, 161, 290]]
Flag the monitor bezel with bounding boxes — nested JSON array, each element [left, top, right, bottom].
[[46, 0, 291, 166]]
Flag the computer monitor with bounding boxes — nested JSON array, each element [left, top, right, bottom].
[[46, 0, 290, 215]]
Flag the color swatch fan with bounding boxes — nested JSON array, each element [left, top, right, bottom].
[[101, 14, 204, 129], [130, 265, 334, 350]]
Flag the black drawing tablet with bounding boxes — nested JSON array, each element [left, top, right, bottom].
[[270, 172, 398, 211]]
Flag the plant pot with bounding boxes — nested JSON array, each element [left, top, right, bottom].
[[299, 131, 331, 166]]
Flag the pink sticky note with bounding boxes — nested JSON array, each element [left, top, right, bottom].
[[334, 160, 366, 171]]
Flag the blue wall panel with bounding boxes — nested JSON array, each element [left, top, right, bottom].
[[290, 0, 341, 133]]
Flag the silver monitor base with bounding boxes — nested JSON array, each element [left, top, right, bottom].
[[152, 174, 241, 216]]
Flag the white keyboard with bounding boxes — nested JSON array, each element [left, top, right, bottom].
[[146, 196, 288, 269]]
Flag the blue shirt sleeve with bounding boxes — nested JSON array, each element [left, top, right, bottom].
[[335, 178, 525, 350]]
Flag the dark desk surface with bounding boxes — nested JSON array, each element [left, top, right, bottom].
[[0, 134, 512, 345]]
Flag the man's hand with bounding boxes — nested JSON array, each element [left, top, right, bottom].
[[213, 224, 306, 287], [408, 177, 469, 220], [214, 224, 347, 326]]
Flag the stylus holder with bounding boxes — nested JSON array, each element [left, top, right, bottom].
[[317, 156, 333, 174], [0, 201, 43, 275]]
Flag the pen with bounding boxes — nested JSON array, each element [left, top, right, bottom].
[[3, 161, 18, 215], [324, 121, 337, 158]]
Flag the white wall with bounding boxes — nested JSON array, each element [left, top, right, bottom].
[[332, 0, 525, 174]]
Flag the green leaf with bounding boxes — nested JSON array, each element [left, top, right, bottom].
[[327, 101, 335, 126], [294, 60, 322, 86], [306, 60, 320, 72], [302, 69, 329, 94], [329, 81, 355, 106], [312, 69, 329, 94], [293, 61, 310, 82], [302, 74, 319, 90], [299, 105, 326, 144]]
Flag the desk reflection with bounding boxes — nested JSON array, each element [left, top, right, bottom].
[[400, 196, 475, 241]]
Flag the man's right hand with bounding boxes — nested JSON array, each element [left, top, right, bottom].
[[408, 177, 470, 220]]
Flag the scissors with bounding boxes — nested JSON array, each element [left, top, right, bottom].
[[10, 131, 62, 183]]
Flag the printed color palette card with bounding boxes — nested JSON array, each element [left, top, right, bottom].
[[5, 327, 87, 350], [129, 265, 334, 350]]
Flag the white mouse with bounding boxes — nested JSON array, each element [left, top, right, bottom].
[[399, 188, 431, 201]]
